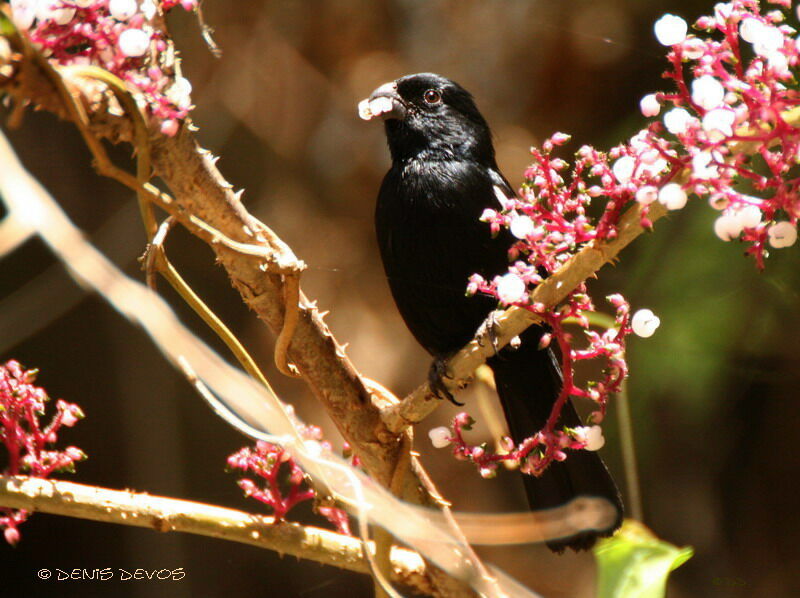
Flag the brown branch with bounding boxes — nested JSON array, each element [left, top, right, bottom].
[[0, 26, 473, 598], [0, 19, 396, 490], [0, 475, 431, 593]]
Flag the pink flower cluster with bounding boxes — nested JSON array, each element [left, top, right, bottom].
[[459, 0, 800, 480], [227, 426, 351, 536], [444, 412, 607, 479], [9, 0, 197, 136], [0, 360, 86, 545], [464, 130, 649, 476], [647, 0, 800, 267], [444, 294, 631, 478]]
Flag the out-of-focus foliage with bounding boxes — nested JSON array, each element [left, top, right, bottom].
[[595, 519, 693, 598]]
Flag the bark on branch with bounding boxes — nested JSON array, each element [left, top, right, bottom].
[[0, 475, 431, 592]]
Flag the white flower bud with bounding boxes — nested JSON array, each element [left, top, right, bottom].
[[357, 98, 373, 120], [36, 1, 75, 25], [575, 425, 605, 451], [583, 426, 606, 451], [702, 107, 735, 139], [692, 75, 725, 110], [658, 183, 688, 210], [752, 25, 784, 57], [109, 0, 138, 20], [664, 107, 693, 135], [428, 427, 451, 449], [682, 37, 705, 60], [635, 185, 658, 205], [709, 194, 729, 211], [141, 0, 157, 19], [714, 213, 743, 241], [736, 205, 762, 229], [496, 273, 527, 305], [612, 156, 636, 183], [10, 0, 36, 29], [692, 151, 719, 180], [118, 28, 151, 57], [768, 221, 797, 248], [739, 17, 764, 43], [768, 52, 789, 76], [714, 2, 733, 20], [638, 153, 668, 176], [509, 214, 535, 239], [166, 76, 193, 109], [631, 309, 661, 338], [640, 93, 660, 117], [654, 14, 688, 46], [367, 96, 394, 118]]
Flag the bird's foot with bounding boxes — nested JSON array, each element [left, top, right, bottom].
[[475, 310, 503, 355], [428, 356, 463, 406]]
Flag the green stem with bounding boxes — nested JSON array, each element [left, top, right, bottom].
[[615, 380, 643, 521]]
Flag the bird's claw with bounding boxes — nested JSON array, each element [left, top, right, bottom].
[[476, 310, 502, 356], [428, 357, 463, 406]]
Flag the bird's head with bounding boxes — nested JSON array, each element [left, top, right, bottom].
[[359, 73, 495, 165]]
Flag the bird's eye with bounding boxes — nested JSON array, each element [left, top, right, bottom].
[[423, 89, 442, 105]]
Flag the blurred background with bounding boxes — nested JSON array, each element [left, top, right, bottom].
[[2, 0, 800, 596]]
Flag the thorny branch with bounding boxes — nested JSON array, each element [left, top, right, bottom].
[[0, 18, 473, 597]]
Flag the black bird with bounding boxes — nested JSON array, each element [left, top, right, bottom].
[[361, 73, 623, 551]]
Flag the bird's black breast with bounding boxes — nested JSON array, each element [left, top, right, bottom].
[[375, 158, 512, 356]]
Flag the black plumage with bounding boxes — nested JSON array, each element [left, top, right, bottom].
[[363, 73, 622, 551]]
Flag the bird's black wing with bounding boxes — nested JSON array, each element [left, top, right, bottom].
[[376, 159, 512, 356]]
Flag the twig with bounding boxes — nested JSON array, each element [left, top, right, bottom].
[[0, 475, 431, 592], [57, 59, 305, 382], [6, 96, 26, 128], [195, 3, 222, 58], [56, 63, 289, 390], [275, 272, 301, 377], [473, 366, 514, 461], [145, 219, 273, 389], [144, 216, 177, 290]]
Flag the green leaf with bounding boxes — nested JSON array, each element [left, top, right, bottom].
[[594, 519, 693, 598]]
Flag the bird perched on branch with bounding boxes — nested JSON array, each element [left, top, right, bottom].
[[359, 73, 622, 551]]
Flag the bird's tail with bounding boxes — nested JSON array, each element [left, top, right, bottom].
[[488, 330, 623, 552]]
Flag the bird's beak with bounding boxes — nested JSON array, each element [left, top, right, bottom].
[[358, 81, 407, 121]]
